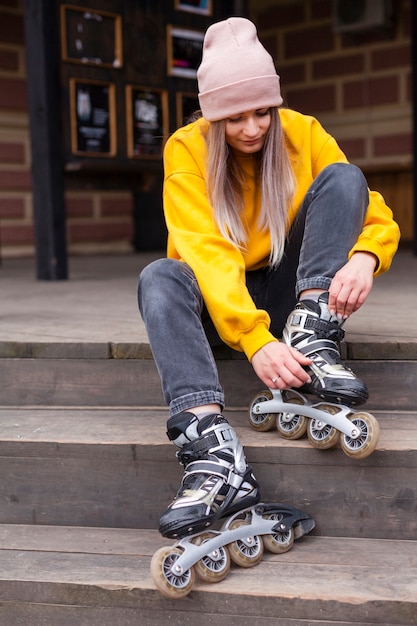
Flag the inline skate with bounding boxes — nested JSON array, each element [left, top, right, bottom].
[[151, 502, 315, 598], [248, 293, 380, 458], [151, 411, 315, 598]]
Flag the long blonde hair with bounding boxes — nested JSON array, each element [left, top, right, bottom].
[[206, 108, 294, 267]]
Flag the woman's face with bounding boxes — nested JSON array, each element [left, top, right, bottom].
[[225, 108, 271, 156]]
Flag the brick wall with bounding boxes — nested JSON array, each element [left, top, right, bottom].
[[0, 0, 414, 257], [0, 1, 134, 259], [249, 0, 413, 240]]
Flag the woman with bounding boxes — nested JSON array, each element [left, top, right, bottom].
[[138, 17, 400, 539]]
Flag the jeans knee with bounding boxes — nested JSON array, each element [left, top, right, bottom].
[[139, 258, 178, 297], [138, 258, 198, 314], [325, 163, 368, 200]]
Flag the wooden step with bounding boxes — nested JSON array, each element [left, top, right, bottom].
[[0, 524, 416, 625], [1, 353, 417, 410], [0, 407, 416, 540]]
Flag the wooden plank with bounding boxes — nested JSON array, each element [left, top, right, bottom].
[[0, 526, 166, 555], [1, 357, 417, 410], [0, 536, 416, 623], [0, 408, 416, 536]]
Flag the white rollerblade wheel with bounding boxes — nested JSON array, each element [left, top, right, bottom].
[[249, 389, 308, 438], [340, 411, 380, 459], [192, 532, 231, 583], [150, 546, 195, 599]]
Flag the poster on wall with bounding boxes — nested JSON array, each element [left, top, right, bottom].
[[126, 86, 168, 158], [70, 78, 116, 156], [167, 26, 204, 79], [174, 0, 212, 15], [61, 4, 123, 68]]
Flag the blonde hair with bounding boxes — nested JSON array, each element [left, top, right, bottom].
[[206, 108, 294, 267]]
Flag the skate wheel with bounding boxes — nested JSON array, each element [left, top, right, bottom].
[[227, 519, 264, 568], [248, 390, 276, 431], [307, 404, 340, 449], [150, 546, 195, 598], [261, 513, 295, 554], [192, 533, 231, 583], [276, 391, 308, 440], [340, 412, 380, 459]]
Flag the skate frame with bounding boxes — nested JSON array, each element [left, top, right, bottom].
[[252, 389, 361, 439], [166, 504, 313, 575]]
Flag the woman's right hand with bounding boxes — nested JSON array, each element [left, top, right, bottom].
[[251, 341, 312, 390]]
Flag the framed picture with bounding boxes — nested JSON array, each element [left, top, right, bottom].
[[167, 26, 204, 79], [69, 78, 116, 157], [61, 4, 123, 68], [175, 0, 212, 15], [176, 91, 200, 127], [126, 86, 168, 159]]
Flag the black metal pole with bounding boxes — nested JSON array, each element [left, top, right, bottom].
[[23, 0, 68, 279], [413, 0, 417, 255]]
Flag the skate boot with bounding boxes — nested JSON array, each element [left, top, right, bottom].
[[159, 411, 260, 539], [282, 292, 368, 406]]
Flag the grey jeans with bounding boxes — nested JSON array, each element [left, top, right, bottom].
[[138, 163, 369, 416]]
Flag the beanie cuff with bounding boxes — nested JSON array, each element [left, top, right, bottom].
[[199, 75, 283, 122]]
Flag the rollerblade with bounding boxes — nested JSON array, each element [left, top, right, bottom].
[[283, 292, 368, 406], [151, 502, 315, 598], [248, 293, 380, 459], [158, 412, 260, 539], [151, 411, 315, 598]]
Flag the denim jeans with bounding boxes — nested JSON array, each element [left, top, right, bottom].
[[138, 163, 369, 417]]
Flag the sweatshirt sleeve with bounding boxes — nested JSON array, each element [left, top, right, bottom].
[[163, 129, 277, 360]]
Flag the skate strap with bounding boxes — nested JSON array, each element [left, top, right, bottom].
[[178, 426, 235, 465], [296, 337, 341, 358], [303, 316, 345, 342], [184, 459, 244, 489]]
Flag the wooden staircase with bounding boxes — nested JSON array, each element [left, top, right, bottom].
[[1, 340, 417, 625]]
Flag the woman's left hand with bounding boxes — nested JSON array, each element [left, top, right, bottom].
[[328, 252, 377, 320]]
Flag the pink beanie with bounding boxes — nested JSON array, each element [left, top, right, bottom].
[[197, 17, 283, 122]]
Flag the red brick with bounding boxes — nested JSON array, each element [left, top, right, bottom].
[[285, 84, 335, 114], [343, 76, 399, 109], [341, 27, 397, 49], [257, 3, 305, 31], [0, 142, 25, 163], [0, 170, 31, 190], [371, 44, 411, 71], [65, 197, 94, 218], [69, 221, 133, 243], [313, 54, 364, 80], [0, 48, 19, 71], [0, 12, 24, 45], [284, 24, 334, 59], [311, 0, 332, 20], [101, 196, 133, 217], [406, 70, 412, 101], [401, 3, 412, 39], [279, 63, 306, 85], [0, 77, 27, 110], [261, 34, 278, 60], [373, 133, 412, 157], [0, 197, 25, 219], [338, 137, 366, 160], [1, 224, 33, 245]]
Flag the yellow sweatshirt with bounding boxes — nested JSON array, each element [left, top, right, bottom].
[[163, 108, 400, 360]]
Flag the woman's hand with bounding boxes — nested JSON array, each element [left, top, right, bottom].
[[328, 252, 377, 320], [251, 341, 312, 389]]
